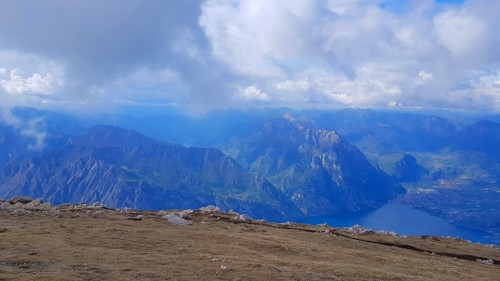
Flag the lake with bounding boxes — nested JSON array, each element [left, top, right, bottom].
[[301, 202, 496, 245]]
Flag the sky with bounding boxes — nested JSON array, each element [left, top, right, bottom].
[[1, 0, 500, 117]]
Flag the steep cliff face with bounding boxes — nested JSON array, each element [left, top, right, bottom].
[[227, 114, 405, 216], [0, 126, 301, 221]]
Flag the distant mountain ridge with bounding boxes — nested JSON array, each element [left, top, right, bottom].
[[0, 125, 302, 221], [457, 120, 500, 157], [76, 125, 158, 148], [0, 119, 406, 221]]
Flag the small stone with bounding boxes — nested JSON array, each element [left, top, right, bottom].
[[199, 205, 221, 214], [133, 215, 144, 220], [220, 265, 230, 271], [178, 209, 193, 218], [120, 207, 132, 214], [234, 214, 251, 222]]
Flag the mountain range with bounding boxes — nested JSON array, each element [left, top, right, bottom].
[[0, 125, 304, 221], [225, 114, 404, 216], [0, 106, 499, 241], [0, 114, 405, 221]]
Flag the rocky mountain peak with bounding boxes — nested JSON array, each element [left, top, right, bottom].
[[282, 114, 304, 130], [227, 117, 404, 216]]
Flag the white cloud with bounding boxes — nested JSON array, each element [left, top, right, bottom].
[[0, 51, 65, 110], [200, 0, 318, 78], [20, 117, 48, 150], [200, 0, 500, 112], [276, 79, 310, 92], [115, 66, 178, 87], [387, 101, 403, 107], [326, 0, 366, 16], [434, 9, 487, 59], [172, 27, 203, 61], [241, 85, 269, 101], [0, 68, 61, 95], [0, 1, 499, 112], [418, 70, 433, 84]]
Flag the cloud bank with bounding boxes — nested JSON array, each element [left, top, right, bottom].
[[0, 0, 499, 113]]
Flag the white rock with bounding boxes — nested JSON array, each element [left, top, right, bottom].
[[89, 202, 104, 209], [163, 214, 192, 226], [476, 258, 494, 265], [199, 205, 221, 214], [346, 224, 365, 234], [234, 214, 251, 222], [119, 207, 132, 214]]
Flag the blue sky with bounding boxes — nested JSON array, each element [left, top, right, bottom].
[[0, 0, 499, 117]]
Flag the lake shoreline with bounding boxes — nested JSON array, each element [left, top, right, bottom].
[[300, 202, 498, 245]]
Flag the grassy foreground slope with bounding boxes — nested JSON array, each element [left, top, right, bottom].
[[0, 200, 499, 281]]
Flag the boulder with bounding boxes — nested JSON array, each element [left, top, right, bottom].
[[23, 199, 44, 209]]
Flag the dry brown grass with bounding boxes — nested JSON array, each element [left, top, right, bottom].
[[0, 205, 499, 281]]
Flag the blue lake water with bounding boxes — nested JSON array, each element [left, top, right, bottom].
[[301, 203, 496, 245]]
